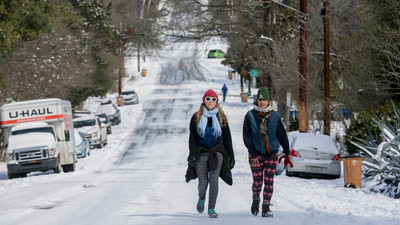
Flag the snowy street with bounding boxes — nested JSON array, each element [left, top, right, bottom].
[[0, 39, 400, 225]]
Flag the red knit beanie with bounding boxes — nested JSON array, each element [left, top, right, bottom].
[[203, 89, 219, 103]]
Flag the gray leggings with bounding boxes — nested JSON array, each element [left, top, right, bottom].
[[196, 152, 223, 209]]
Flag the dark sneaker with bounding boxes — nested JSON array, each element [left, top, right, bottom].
[[251, 199, 260, 216], [208, 208, 218, 218], [197, 198, 205, 213], [262, 203, 273, 218]]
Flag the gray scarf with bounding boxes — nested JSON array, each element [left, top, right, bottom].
[[253, 104, 273, 113]]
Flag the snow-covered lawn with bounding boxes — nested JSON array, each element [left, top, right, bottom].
[[0, 38, 399, 225]]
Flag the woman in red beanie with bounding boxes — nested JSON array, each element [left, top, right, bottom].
[[185, 89, 235, 218]]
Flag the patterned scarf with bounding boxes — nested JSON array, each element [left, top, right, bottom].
[[254, 104, 273, 154], [197, 106, 222, 139]]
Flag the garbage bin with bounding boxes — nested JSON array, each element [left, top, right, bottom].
[[342, 157, 363, 188], [240, 92, 248, 102], [141, 69, 147, 77], [228, 71, 233, 80], [116, 96, 124, 106]]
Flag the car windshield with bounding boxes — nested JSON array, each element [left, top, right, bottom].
[[9, 127, 56, 149], [291, 135, 337, 154], [97, 104, 117, 115], [12, 127, 55, 137], [100, 100, 112, 105], [74, 132, 83, 143], [73, 119, 96, 128], [96, 113, 108, 119], [122, 91, 136, 95], [209, 50, 217, 53]]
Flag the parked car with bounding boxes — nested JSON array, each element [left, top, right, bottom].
[[73, 110, 92, 118], [96, 99, 121, 125], [74, 131, 90, 158], [95, 113, 112, 134], [121, 89, 139, 105], [207, 49, 225, 58], [73, 116, 107, 148], [285, 133, 341, 179]]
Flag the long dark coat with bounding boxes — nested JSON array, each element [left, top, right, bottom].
[[185, 112, 235, 185]]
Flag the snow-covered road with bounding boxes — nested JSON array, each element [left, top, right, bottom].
[[0, 39, 399, 225]]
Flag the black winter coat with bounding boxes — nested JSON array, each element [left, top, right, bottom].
[[185, 112, 235, 185]]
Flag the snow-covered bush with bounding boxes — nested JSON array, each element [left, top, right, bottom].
[[349, 102, 400, 199]]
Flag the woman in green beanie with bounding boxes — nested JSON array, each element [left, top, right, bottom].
[[242, 87, 292, 218]]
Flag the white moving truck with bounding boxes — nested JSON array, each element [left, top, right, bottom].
[[0, 98, 77, 179]]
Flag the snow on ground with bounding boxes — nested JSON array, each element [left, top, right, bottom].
[[0, 37, 400, 225]]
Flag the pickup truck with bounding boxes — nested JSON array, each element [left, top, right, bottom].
[[73, 115, 107, 148]]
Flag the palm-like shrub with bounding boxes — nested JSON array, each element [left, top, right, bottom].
[[345, 102, 399, 154], [349, 102, 400, 198]]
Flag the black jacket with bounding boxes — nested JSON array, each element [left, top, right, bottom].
[[185, 112, 235, 185]]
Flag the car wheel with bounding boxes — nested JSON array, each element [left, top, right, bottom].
[[97, 137, 104, 148], [62, 163, 75, 173], [7, 172, 16, 179], [87, 147, 91, 156], [8, 172, 26, 179], [53, 162, 62, 173], [275, 169, 283, 176], [285, 167, 294, 177]]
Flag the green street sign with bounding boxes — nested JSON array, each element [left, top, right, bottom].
[[250, 69, 258, 77]]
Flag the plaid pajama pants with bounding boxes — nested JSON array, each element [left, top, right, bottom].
[[249, 153, 278, 204]]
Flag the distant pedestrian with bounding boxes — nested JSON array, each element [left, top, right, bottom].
[[221, 84, 228, 102], [242, 87, 292, 218], [185, 89, 235, 218]]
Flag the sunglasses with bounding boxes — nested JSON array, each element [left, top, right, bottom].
[[205, 97, 217, 102]]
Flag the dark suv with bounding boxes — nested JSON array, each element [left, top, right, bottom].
[[96, 100, 121, 125]]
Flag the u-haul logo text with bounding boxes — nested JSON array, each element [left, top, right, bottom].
[[9, 108, 54, 118]]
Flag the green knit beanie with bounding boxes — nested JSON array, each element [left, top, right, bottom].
[[257, 87, 271, 100]]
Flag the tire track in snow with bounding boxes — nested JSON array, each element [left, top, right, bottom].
[[115, 89, 196, 165]]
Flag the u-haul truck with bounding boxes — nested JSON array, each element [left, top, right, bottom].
[[0, 98, 77, 179]]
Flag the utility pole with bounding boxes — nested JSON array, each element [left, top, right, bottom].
[[118, 21, 123, 97], [239, 0, 244, 93], [269, 1, 274, 38], [239, 0, 243, 33], [112, 22, 134, 97], [262, 1, 269, 88], [137, 0, 141, 73], [262, 1, 274, 89], [119, 50, 123, 96], [299, 0, 308, 132], [322, 0, 331, 135]]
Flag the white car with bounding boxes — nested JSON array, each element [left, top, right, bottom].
[[121, 89, 139, 105], [73, 116, 107, 148], [285, 133, 341, 179]]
